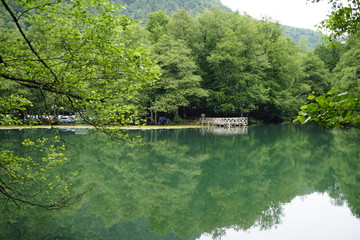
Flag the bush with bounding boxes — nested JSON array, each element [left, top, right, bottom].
[[173, 116, 183, 123]]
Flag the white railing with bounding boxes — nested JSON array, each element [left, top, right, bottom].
[[200, 117, 248, 127]]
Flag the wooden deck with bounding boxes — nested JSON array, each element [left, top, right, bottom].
[[200, 117, 248, 127]]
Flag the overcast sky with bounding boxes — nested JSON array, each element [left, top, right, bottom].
[[220, 0, 333, 30]]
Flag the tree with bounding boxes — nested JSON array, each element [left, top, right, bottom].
[[167, 9, 199, 49], [314, 40, 344, 72], [150, 35, 207, 118], [297, 36, 312, 53], [254, 21, 305, 122], [299, 51, 331, 95], [146, 10, 170, 43], [0, 134, 80, 209], [0, 0, 159, 207], [296, 35, 359, 127], [310, 0, 360, 38]]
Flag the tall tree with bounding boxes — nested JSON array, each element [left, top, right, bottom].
[[150, 35, 207, 118], [314, 41, 344, 72], [146, 10, 170, 43], [167, 9, 200, 50], [299, 51, 331, 95]]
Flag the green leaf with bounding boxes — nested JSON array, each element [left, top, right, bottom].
[[307, 95, 316, 100], [327, 89, 337, 95]]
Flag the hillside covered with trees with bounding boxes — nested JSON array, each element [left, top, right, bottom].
[[112, 0, 231, 20], [112, 0, 325, 48], [283, 25, 325, 48]]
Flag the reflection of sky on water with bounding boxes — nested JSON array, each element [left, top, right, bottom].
[[198, 193, 360, 240]]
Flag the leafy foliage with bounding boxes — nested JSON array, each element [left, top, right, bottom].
[[295, 89, 360, 127], [314, 40, 345, 72], [310, 0, 360, 38], [299, 51, 331, 95], [0, 95, 32, 125]]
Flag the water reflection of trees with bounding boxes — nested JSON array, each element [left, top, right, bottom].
[[0, 125, 359, 239], [0, 129, 81, 212]]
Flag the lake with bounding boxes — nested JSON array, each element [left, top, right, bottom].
[[0, 125, 359, 239]]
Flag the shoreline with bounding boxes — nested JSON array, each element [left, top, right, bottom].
[[0, 124, 202, 130]]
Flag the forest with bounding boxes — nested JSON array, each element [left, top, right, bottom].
[[0, 0, 359, 126]]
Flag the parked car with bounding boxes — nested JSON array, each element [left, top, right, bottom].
[[58, 115, 75, 124]]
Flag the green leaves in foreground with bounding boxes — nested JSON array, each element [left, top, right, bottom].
[[295, 89, 360, 127]]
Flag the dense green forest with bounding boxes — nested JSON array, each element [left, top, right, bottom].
[[0, 0, 359, 126]]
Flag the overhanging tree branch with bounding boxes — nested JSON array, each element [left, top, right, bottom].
[[1, 0, 59, 82], [0, 73, 86, 100]]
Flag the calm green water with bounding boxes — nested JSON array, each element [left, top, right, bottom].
[[0, 125, 360, 239]]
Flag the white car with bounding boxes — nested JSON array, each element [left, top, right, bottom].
[[58, 115, 75, 124]]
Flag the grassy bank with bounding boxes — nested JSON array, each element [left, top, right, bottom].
[[0, 124, 202, 130]]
